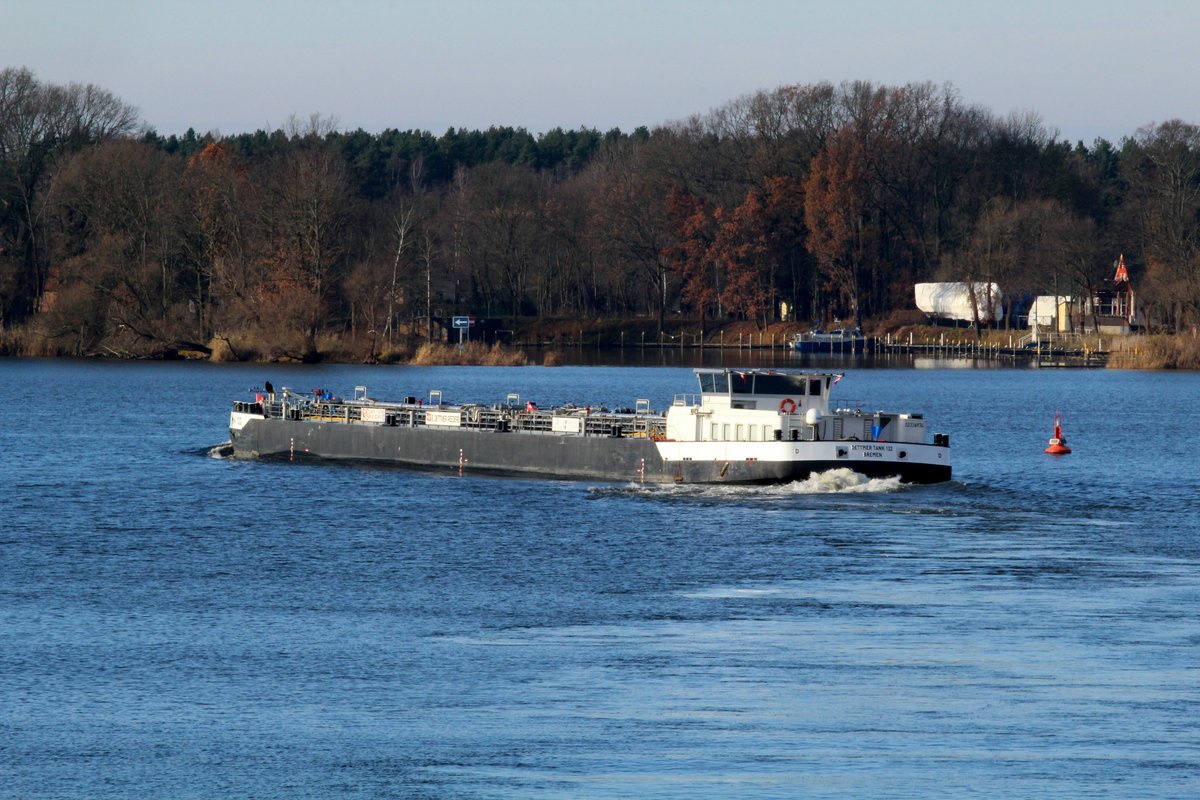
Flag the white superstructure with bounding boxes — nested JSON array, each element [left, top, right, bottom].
[[653, 369, 948, 481]]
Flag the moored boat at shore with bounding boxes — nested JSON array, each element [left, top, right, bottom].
[[228, 368, 951, 484], [792, 328, 869, 353]]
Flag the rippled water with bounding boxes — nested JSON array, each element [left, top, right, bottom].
[[2, 359, 1199, 798]]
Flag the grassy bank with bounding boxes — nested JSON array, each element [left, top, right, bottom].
[[408, 341, 529, 366], [5, 314, 1200, 370], [510, 317, 805, 347], [1105, 335, 1200, 369]]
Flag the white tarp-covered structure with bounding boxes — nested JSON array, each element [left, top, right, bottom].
[[914, 282, 1003, 324], [1028, 295, 1072, 329]]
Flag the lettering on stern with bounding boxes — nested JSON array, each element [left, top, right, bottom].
[[850, 443, 894, 459]]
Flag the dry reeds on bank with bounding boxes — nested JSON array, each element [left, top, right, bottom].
[[1106, 334, 1200, 369], [408, 341, 529, 366], [0, 326, 29, 356]]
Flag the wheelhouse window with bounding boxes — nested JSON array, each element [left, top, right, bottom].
[[729, 372, 753, 394], [698, 372, 730, 394], [700, 370, 825, 398], [752, 373, 808, 396]]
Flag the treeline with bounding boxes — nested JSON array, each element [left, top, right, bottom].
[[2, 66, 1200, 360]]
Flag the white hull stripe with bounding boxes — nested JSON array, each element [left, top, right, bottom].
[[653, 439, 949, 467]]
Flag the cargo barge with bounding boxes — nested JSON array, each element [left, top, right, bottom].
[[228, 368, 951, 484]]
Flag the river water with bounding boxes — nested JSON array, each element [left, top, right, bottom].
[[2, 357, 1198, 798]]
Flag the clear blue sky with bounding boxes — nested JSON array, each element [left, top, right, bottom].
[[10, 0, 1198, 144]]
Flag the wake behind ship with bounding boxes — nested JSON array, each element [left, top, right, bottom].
[[228, 369, 951, 484]]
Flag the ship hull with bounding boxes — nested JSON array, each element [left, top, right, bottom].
[[230, 417, 951, 485]]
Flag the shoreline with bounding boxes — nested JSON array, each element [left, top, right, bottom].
[[3, 321, 1198, 370]]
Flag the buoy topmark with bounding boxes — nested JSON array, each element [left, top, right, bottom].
[[1044, 411, 1071, 455]]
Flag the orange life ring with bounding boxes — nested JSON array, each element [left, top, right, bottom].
[[779, 398, 797, 414]]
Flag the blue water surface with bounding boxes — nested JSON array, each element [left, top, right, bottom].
[[1, 358, 1198, 798]]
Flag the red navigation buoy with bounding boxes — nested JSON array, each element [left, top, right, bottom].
[[1044, 411, 1071, 455]]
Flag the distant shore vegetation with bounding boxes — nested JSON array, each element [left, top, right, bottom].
[[408, 341, 529, 367], [3, 66, 1200, 368]]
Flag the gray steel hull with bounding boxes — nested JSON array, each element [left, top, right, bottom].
[[230, 418, 951, 484]]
